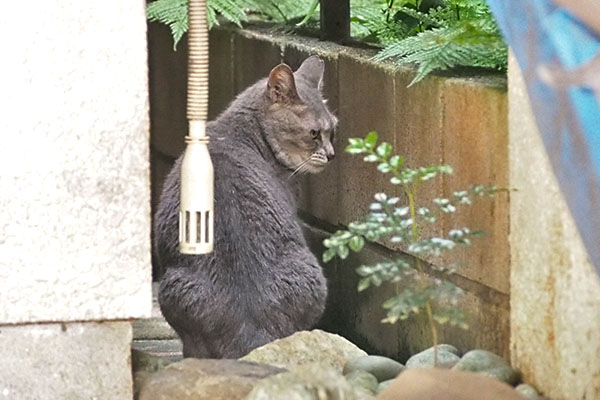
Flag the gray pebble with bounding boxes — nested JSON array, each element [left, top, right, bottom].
[[406, 346, 461, 369], [515, 383, 540, 399], [452, 349, 520, 385], [344, 355, 405, 382]]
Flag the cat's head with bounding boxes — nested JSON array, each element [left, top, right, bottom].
[[262, 56, 337, 175]]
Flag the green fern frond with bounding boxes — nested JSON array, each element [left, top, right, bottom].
[[210, 0, 247, 26], [147, 0, 189, 50], [374, 24, 506, 85], [147, 0, 316, 49]]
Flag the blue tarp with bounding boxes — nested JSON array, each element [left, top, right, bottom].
[[486, 0, 600, 274]]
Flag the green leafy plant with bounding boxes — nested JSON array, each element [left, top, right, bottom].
[[323, 132, 502, 362], [148, 0, 507, 82], [354, 0, 507, 85], [147, 0, 315, 49]]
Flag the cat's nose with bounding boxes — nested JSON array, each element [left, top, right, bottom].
[[325, 143, 335, 161]]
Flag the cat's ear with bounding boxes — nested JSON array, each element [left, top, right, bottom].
[[268, 64, 299, 104], [295, 56, 324, 89]]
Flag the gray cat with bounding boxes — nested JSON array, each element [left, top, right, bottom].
[[154, 56, 337, 358]]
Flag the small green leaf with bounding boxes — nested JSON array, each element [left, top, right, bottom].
[[349, 236, 365, 252], [337, 245, 349, 259], [378, 163, 392, 173], [358, 278, 371, 292], [364, 154, 379, 162], [370, 202, 382, 211], [439, 165, 454, 174], [347, 147, 366, 154], [389, 155, 403, 169], [374, 193, 387, 202], [323, 249, 335, 263], [364, 132, 378, 149], [376, 142, 392, 158]]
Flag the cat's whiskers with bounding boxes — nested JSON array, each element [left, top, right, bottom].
[[289, 155, 316, 179]]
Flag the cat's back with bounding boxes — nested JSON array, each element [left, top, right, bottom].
[[154, 127, 298, 271]]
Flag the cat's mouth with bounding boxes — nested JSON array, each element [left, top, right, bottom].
[[289, 153, 328, 178]]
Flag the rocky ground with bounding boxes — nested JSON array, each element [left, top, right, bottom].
[[132, 287, 543, 400]]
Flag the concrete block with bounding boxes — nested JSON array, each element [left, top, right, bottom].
[[209, 28, 236, 120], [0, 0, 151, 324], [233, 31, 283, 94], [0, 321, 133, 400], [440, 77, 510, 294], [150, 148, 176, 279], [148, 21, 188, 159], [508, 53, 600, 400], [393, 71, 446, 258], [336, 53, 400, 226]]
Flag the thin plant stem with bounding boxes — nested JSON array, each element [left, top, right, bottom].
[[406, 183, 439, 367]]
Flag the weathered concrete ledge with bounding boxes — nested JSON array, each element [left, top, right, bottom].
[[0, 321, 133, 399], [149, 24, 510, 360]]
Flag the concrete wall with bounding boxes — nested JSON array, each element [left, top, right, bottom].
[[508, 53, 600, 400], [149, 25, 510, 361], [0, 1, 151, 398]]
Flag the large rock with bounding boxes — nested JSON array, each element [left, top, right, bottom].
[[245, 364, 361, 400], [406, 345, 461, 369], [376, 368, 526, 400], [136, 358, 284, 400], [343, 355, 405, 382], [241, 330, 367, 372], [452, 349, 520, 385]]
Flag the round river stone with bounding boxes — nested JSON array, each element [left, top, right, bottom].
[[406, 345, 461, 369], [452, 349, 520, 385], [343, 355, 405, 381]]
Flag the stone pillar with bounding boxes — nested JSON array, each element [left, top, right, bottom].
[[508, 52, 600, 399], [0, 1, 151, 398]]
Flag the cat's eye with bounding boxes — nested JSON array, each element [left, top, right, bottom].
[[310, 129, 321, 140]]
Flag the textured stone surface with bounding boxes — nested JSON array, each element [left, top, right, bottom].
[[233, 31, 282, 95], [0, 0, 151, 323], [345, 369, 378, 395], [508, 53, 600, 400], [440, 77, 509, 294], [245, 364, 359, 400], [453, 349, 519, 385], [377, 368, 525, 400], [241, 329, 367, 372], [336, 53, 399, 227], [137, 358, 284, 400], [515, 384, 540, 399], [0, 322, 133, 400], [132, 349, 175, 374], [343, 355, 405, 382], [406, 345, 461, 369]]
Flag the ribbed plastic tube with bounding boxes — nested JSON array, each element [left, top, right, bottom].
[[179, 0, 214, 254]]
